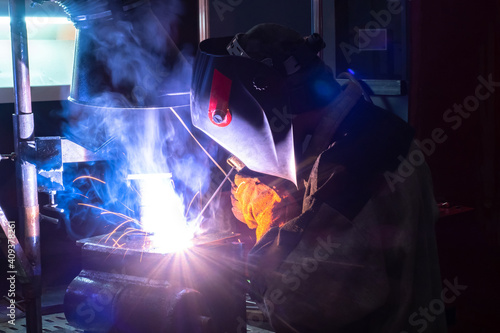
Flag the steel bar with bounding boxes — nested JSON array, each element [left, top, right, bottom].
[[198, 0, 209, 41], [8, 0, 42, 331], [311, 0, 323, 59]]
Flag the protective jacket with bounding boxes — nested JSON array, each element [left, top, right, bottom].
[[247, 97, 447, 333]]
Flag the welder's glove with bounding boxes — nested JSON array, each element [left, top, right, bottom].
[[231, 174, 300, 241]]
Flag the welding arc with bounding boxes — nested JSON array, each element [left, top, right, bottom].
[[196, 166, 235, 221], [168, 107, 227, 177]]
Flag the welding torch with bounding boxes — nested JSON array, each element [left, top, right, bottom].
[[196, 155, 246, 219]]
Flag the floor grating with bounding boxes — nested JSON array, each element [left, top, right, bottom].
[[0, 312, 273, 332], [0, 313, 83, 333]]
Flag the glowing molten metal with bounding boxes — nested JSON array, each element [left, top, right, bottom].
[[127, 173, 194, 253]]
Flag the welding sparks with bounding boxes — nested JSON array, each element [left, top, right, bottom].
[[78, 203, 138, 224], [72, 169, 194, 253], [78, 197, 192, 253], [74, 193, 89, 199], [119, 201, 135, 213], [73, 176, 106, 184], [104, 220, 141, 243]]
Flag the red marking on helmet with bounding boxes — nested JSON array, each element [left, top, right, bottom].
[[208, 69, 232, 127]]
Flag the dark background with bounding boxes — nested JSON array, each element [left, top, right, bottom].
[[409, 1, 500, 332]]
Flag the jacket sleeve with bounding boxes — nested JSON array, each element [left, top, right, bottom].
[[249, 188, 391, 332]]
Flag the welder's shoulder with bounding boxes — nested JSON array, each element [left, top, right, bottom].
[[327, 99, 415, 173], [306, 101, 415, 224]]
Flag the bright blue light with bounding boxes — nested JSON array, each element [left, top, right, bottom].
[[313, 80, 334, 99], [347, 68, 356, 75], [0, 17, 71, 24]]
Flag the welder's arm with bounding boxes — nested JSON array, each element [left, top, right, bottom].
[[247, 196, 395, 332], [230, 174, 300, 241]]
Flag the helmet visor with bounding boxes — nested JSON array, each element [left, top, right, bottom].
[[191, 37, 296, 185]]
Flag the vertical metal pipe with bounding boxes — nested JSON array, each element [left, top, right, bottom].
[[198, 0, 209, 41], [311, 0, 323, 59], [8, 0, 42, 332]]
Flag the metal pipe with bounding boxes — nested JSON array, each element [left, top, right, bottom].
[[311, 0, 323, 59], [199, 0, 209, 41], [8, 0, 42, 331]]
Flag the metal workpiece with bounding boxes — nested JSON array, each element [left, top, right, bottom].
[[113, 284, 213, 333], [64, 232, 247, 333], [65, 272, 212, 333]]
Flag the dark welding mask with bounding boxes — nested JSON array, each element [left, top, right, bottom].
[[190, 24, 341, 185]]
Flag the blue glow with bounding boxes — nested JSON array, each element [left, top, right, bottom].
[[164, 92, 190, 96], [347, 68, 356, 75], [313, 79, 333, 99]]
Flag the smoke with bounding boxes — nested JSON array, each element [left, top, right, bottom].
[[54, 0, 220, 244]]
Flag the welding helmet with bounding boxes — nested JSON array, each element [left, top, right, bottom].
[[190, 24, 341, 185]]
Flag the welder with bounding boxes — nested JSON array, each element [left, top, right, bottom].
[[190, 23, 446, 332]]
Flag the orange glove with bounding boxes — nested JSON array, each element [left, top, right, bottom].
[[231, 174, 300, 241]]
